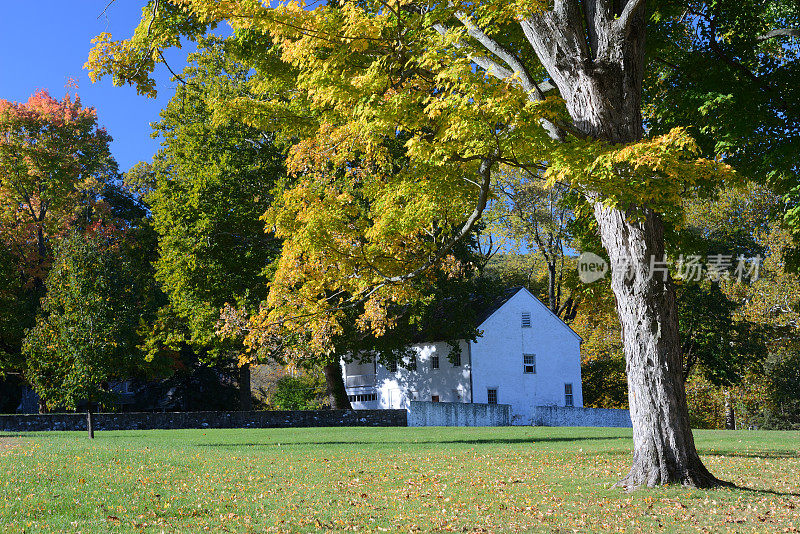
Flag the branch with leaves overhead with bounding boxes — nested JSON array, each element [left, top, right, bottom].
[[86, 0, 734, 359]]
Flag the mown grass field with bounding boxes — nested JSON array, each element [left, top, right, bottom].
[[0, 426, 798, 533]]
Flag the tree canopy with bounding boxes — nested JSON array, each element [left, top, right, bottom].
[[138, 38, 285, 366], [0, 90, 117, 281], [87, 0, 732, 353], [23, 231, 150, 410]]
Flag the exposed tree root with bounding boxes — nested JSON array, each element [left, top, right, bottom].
[[615, 461, 735, 491]]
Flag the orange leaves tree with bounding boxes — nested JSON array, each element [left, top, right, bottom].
[[0, 91, 118, 378], [0, 90, 117, 284], [88, 0, 741, 487]]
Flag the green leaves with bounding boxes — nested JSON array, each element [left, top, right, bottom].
[[143, 38, 285, 365], [23, 233, 147, 410]]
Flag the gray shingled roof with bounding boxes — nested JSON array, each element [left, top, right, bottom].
[[473, 286, 524, 327]]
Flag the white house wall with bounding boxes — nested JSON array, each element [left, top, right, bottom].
[[342, 340, 472, 410], [470, 288, 583, 425]]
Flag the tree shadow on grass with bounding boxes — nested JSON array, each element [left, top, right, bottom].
[[598, 448, 800, 460], [703, 449, 799, 459], [195, 435, 628, 448], [724, 485, 800, 497]]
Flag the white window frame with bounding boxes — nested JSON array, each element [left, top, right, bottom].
[[523, 353, 536, 374], [348, 393, 378, 403], [431, 354, 440, 370], [487, 388, 498, 405], [564, 383, 574, 407]]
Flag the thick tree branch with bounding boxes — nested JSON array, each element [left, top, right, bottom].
[[432, 19, 566, 141], [616, 0, 647, 35], [431, 24, 510, 82], [381, 156, 494, 284], [452, 12, 545, 100], [757, 28, 800, 41], [431, 22, 556, 96]]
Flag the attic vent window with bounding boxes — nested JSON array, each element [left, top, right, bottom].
[[521, 312, 532, 328]]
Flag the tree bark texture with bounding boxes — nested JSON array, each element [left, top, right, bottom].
[[725, 391, 736, 430], [323, 361, 352, 410], [593, 206, 721, 487], [518, 0, 723, 487]]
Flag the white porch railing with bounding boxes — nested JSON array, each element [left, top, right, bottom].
[[345, 374, 376, 387]]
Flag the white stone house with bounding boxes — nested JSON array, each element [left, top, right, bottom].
[[342, 286, 583, 425]]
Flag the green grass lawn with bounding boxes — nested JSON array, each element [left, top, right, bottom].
[[1, 427, 799, 533]]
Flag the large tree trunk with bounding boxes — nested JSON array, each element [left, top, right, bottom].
[[594, 205, 722, 488], [323, 360, 352, 410], [522, 0, 724, 488]]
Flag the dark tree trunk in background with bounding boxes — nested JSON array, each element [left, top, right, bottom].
[[323, 361, 351, 410], [521, 0, 723, 487], [36, 225, 47, 262], [547, 261, 558, 314], [33, 225, 48, 291], [86, 405, 95, 439], [239, 363, 252, 411]]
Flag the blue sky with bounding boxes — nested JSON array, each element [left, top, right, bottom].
[[0, 1, 198, 173]]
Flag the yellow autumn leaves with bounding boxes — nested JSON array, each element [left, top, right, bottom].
[[546, 127, 737, 217]]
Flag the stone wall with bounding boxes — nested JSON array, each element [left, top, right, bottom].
[[530, 406, 632, 428], [0, 409, 407, 432], [407, 401, 511, 427]]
